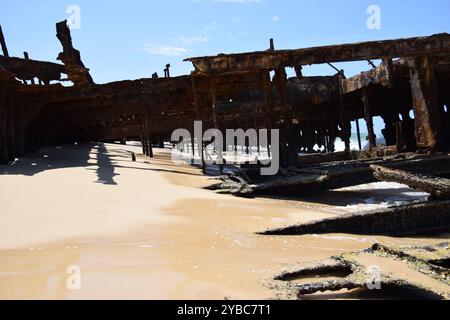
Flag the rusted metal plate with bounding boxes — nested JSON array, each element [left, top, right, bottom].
[[409, 56, 442, 149]]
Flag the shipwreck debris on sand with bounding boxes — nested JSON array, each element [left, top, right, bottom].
[[207, 153, 450, 197], [257, 152, 450, 236], [371, 164, 450, 199], [271, 243, 450, 300], [259, 200, 450, 236]]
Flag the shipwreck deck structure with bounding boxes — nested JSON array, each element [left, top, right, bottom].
[[1, 21, 449, 167]]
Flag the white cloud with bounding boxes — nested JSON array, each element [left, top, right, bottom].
[[272, 16, 280, 22], [178, 35, 210, 45], [142, 32, 210, 57], [143, 44, 188, 57]]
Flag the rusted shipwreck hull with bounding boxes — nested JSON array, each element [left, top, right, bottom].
[[1, 21, 449, 167]]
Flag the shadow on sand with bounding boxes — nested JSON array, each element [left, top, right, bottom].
[[92, 143, 119, 185], [0, 142, 203, 186], [0, 142, 127, 186]]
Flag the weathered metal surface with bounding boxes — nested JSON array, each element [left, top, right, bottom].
[[286, 76, 337, 107], [186, 33, 450, 74], [0, 56, 65, 83], [56, 20, 94, 86], [341, 59, 397, 94], [207, 153, 450, 196], [371, 164, 450, 199], [409, 56, 442, 149], [260, 200, 450, 236]]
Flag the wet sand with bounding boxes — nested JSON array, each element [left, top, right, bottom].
[[0, 143, 447, 300]]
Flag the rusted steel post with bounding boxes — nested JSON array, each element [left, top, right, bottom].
[[190, 125, 196, 158], [164, 64, 171, 78], [395, 122, 406, 152], [210, 77, 223, 174], [320, 105, 329, 152], [141, 135, 146, 155], [144, 116, 149, 156], [261, 69, 274, 157], [367, 60, 377, 69], [261, 69, 274, 125], [201, 141, 206, 174], [0, 89, 7, 163], [0, 26, 9, 57], [190, 78, 200, 117], [141, 115, 148, 156], [6, 92, 15, 161], [274, 67, 299, 167], [245, 118, 250, 155], [146, 114, 153, 158], [361, 87, 377, 150], [149, 142, 153, 158], [355, 119, 362, 151], [211, 79, 218, 129], [294, 66, 303, 78], [444, 104, 450, 147], [158, 136, 165, 149], [408, 56, 442, 150], [337, 74, 351, 153], [23, 52, 36, 85], [13, 96, 26, 157], [274, 67, 289, 117], [0, 68, 15, 161], [255, 118, 260, 155], [190, 77, 200, 157]]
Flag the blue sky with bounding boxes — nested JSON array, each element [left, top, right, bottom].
[[1, 0, 449, 133]]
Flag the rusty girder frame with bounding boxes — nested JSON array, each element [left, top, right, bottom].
[[1, 21, 450, 164]]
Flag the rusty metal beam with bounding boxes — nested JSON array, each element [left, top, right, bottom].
[[56, 20, 94, 86], [17, 76, 193, 103], [0, 25, 9, 57], [0, 55, 64, 83], [186, 33, 450, 74]]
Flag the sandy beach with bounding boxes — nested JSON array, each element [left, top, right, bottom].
[[0, 143, 447, 300]]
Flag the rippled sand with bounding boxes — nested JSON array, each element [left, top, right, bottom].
[[0, 143, 446, 300]]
